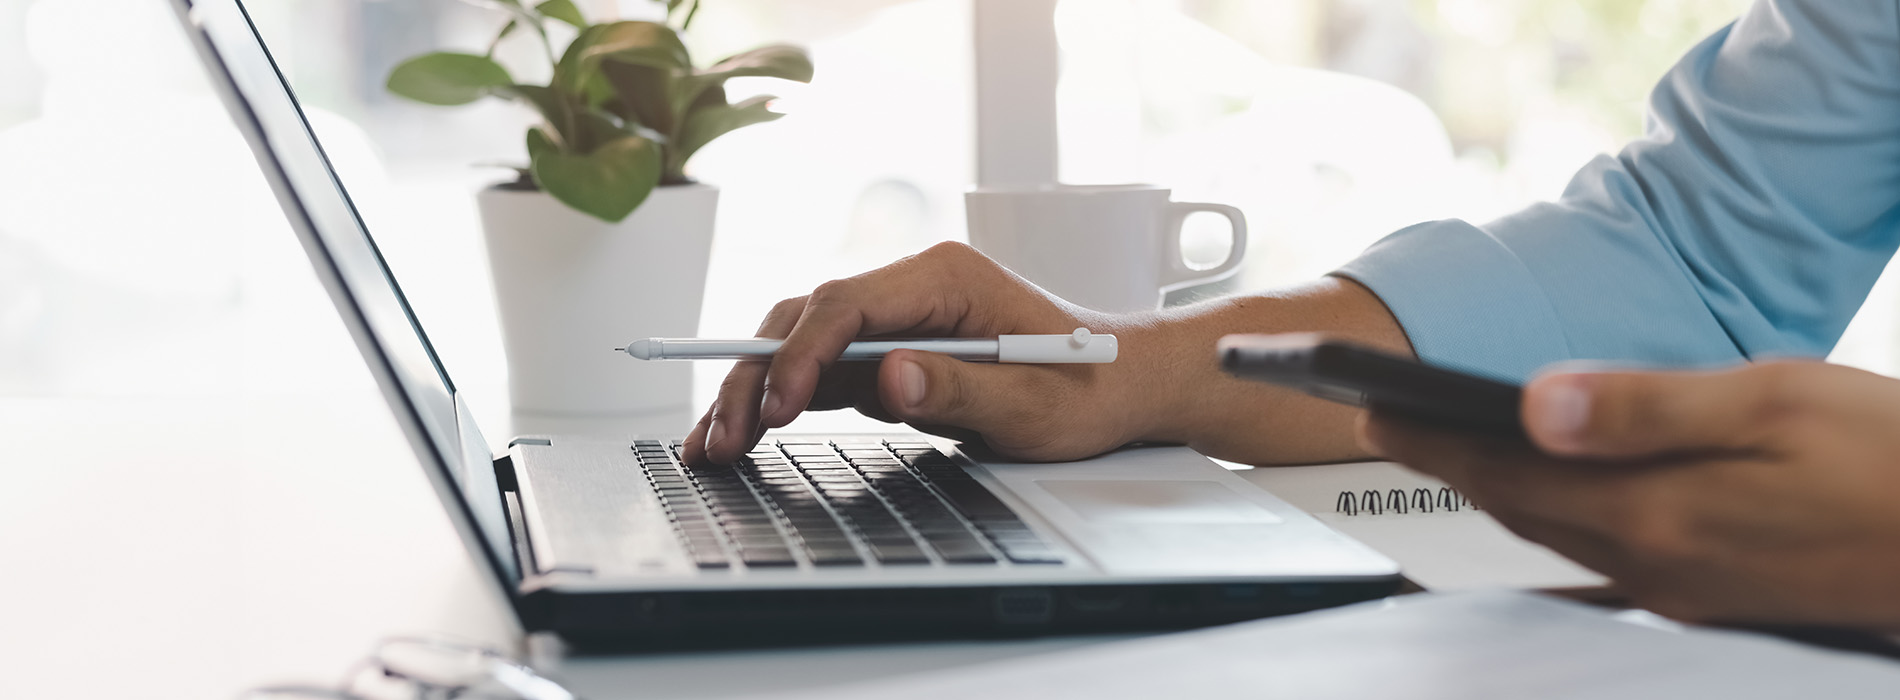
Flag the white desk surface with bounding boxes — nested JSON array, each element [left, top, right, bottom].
[[0, 390, 1255, 699]]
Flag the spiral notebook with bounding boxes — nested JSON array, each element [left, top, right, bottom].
[[1242, 461, 1604, 590]]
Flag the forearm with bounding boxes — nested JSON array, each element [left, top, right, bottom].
[[1113, 276, 1411, 466]]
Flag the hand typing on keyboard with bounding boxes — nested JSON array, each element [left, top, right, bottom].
[[682, 242, 1152, 466], [682, 241, 1413, 468]]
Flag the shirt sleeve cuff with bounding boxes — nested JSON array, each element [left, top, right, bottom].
[[1332, 219, 1573, 383]]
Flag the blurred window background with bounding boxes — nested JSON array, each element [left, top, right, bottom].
[[7, 0, 1895, 416]]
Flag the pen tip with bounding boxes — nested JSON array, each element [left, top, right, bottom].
[[613, 348, 625, 352]]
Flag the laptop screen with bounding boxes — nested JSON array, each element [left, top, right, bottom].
[[173, 0, 520, 587]]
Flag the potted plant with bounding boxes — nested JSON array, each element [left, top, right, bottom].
[[386, 0, 812, 417]]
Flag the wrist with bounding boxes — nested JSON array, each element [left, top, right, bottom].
[[1096, 307, 1220, 447]]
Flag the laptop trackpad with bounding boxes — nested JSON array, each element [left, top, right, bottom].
[[1038, 480, 1279, 525], [1030, 479, 1294, 574]]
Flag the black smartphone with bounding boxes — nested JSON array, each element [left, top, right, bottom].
[[1218, 333, 1524, 436]]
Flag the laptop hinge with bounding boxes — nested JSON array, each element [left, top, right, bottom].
[[503, 487, 538, 579], [492, 452, 521, 493]]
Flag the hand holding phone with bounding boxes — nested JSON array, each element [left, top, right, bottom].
[[1218, 333, 1524, 437]]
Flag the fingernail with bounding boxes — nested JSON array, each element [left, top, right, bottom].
[[706, 419, 727, 455], [1532, 376, 1592, 447], [898, 359, 927, 409], [760, 389, 782, 425]]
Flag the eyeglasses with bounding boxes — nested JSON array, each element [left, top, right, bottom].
[[241, 637, 579, 700]]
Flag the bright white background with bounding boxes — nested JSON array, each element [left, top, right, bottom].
[[8, 0, 1898, 697]]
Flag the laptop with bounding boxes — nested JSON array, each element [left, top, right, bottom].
[[171, 0, 1401, 649]]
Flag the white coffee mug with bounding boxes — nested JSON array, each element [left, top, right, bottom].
[[965, 184, 1248, 312]]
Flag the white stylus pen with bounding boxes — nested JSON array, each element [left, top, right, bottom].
[[618, 327, 1117, 364]]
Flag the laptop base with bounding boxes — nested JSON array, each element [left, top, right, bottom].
[[529, 579, 1402, 651]]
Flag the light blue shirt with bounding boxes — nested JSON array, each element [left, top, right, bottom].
[[1335, 0, 1900, 382]]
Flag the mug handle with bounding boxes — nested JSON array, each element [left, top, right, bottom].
[[1159, 202, 1248, 291]]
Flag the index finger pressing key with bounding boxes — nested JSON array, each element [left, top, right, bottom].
[[698, 296, 808, 464], [757, 287, 872, 429]]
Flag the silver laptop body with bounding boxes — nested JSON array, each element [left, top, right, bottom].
[[173, 0, 1399, 648]]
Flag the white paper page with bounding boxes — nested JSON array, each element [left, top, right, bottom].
[[757, 592, 1900, 700], [1244, 462, 1605, 590]]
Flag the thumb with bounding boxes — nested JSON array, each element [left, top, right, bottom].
[[877, 349, 1045, 439], [1524, 365, 1774, 459]]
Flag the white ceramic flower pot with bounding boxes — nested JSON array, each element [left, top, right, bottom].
[[477, 183, 717, 416]]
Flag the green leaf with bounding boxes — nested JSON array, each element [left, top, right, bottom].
[[555, 23, 607, 87], [386, 52, 515, 106], [580, 71, 618, 110], [498, 84, 570, 133], [528, 128, 663, 222], [672, 94, 784, 175], [570, 109, 630, 153], [600, 59, 677, 135], [674, 44, 812, 117], [501, 84, 577, 146], [556, 22, 689, 95], [584, 22, 691, 69], [700, 45, 815, 84], [503, 85, 629, 153], [687, 82, 727, 113], [534, 0, 586, 29]]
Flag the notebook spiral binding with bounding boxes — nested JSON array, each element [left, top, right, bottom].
[[1335, 487, 1479, 516]]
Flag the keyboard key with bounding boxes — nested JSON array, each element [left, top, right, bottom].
[[868, 541, 929, 564], [806, 550, 864, 566], [780, 444, 838, 457], [723, 522, 780, 535], [914, 525, 975, 539], [999, 544, 1064, 564], [794, 530, 851, 545], [740, 548, 798, 566], [927, 538, 996, 563]]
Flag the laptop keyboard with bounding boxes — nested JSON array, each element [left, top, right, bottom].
[[633, 438, 1064, 570]]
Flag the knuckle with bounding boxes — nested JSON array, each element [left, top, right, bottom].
[[759, 296, 811, 336], [923, 240, 978, 260], [717, 363, 763, 391], [769, 296, 806, 317], [809, 279, 858, 305]]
